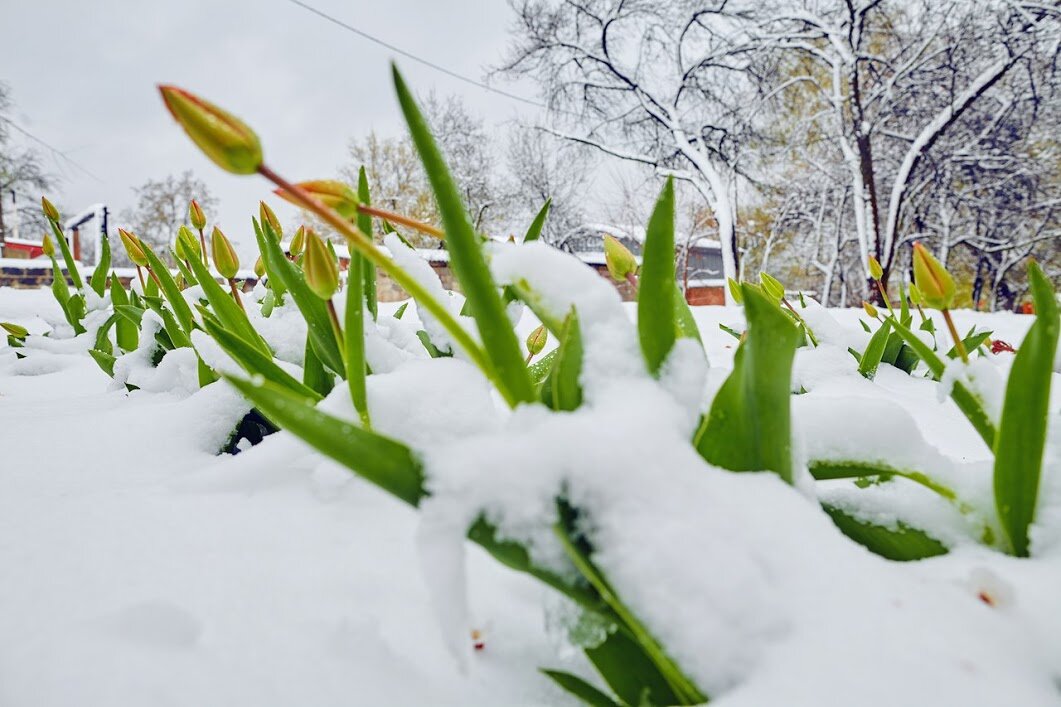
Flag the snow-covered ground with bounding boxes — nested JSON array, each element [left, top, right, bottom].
[[2, 284, 1059, 706]]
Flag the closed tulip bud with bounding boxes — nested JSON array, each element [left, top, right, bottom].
[[158, 85, 263, 175], [603, 234, 637, 282], [259, 201, 283, 240], [862, 300, 879, 319], [727, 277, 744, 305], [177, 225, 201, 258], [41, 196, 60, 223], [303, 229, 338, 299], [908, 283, 924, 307], [253, 255, 266, 279], [289, 225, 306, 257], [759, 272, 785, 301], [118, 228, 147, 267], [274, 180, 359, 220], [188, 199, 206, 230], [526, 324, 548, 356], [868, 256, 883, 281], [912, 242, 955, 310], [175, 236, 188, 262], [42, 232, 55, 257], [211, 227, 240, 279], [1, 321, 29, 339]]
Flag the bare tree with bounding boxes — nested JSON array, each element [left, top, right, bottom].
[[118, 171, 216, 266], [0, 83, 55, 245]]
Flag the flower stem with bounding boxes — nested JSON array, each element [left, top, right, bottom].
[[228, 278, 245, 311], [326, 298, 344, 356], [876, 281, 895, 317], [135, 266, 146, 291], [942, 309, 968, 363], [782, 298, 819, 347], [198, 228, 209, 267], [357, 204, 444, 240]]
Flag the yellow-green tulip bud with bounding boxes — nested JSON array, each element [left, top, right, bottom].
[[274, 180, 359, 220], [42, 232, 55, 257], [759, 272, 785, 301], [259, 201, 283, 240], [41, 196, 60, 223], [303, 229, 339, 300], [211, 227, 240, 279], [253, 255, 266, 279], [908, 283, 924, 307], [603, 234, 637, 282], [118, 228, 148, 267], [868, 255, 883, 281], [188, 199, 206, 230], [158, 85, 263, 175], [912, 242, 955, 310], [727, 277, 744, 305], [1, 321, 29, 339], [289, 225, 306, 257], [862, 300, 879, 319], [526, 324, 548, 357], [177, 225, 201, 259]]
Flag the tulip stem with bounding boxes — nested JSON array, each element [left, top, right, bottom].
[[782, 297, 819, 347], [228, 278, 246, 311], [875, 281, 895, 317], [525, 351, 535, 365], [625, 272, 639, 294], [357, 205, 444, 240], [135, 266, 146, 291], [942, 309, 968, 363], [257, 165, 506, 404], [198, 228, 210, 267], [326, 299, 345, 354]]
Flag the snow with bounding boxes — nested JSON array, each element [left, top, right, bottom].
[[2, 281, 1060, 706]]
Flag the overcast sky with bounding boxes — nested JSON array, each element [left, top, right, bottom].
[[0, 0, 558, 255]]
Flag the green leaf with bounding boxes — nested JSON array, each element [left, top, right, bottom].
[[109, 274, 139, 352], [809, 460, 960, 504], [673, 284, 703, 345], [357, 166, 378, 321], [393, 302, 409, 320], [858, 319, 892, 380], [174, 256, 198, 288], [823, 504, 949, 561], [88, 349, 116, 377], [143, 298, 192, 349], [303, 335, 335, 398], [393, 65, 534, 405], [637, 178, 677, 376], [583, 629, 678, 707], [346, 193, 371, 426], [528, 348, 558, 386], [200, 318, 322, 403], [540, 670, 620, 707], [946, 330, 991, 360], [694, 283, 799, 483], [186, 237, 271, 356], [254, 219, 344, 374], [994, 261, 1059, 557], [89, 233, 111, 297], [887, 315, 996, 448], [139, 242, 195, 334], [47, 218, 84, 291], [523, 199, 551, 243], [540, 309, 583, 412]]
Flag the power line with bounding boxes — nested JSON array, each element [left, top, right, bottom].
[[282, 0, 550, 112], [2, 118, 105, 184]]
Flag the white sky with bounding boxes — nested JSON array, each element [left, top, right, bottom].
[[0, 0, 572, 255]]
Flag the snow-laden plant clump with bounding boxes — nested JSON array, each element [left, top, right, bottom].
[[3, 67, 1061, 705]]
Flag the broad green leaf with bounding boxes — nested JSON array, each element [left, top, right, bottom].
[[393, 65, 534, 405], [88, 349, 116, 377], [109, 274, 138, 352], [694, 283, 799, 483], [946, 330, 991, 360], [89, 233, 111, 297], [93, 313, 117, 355], [823, 504, 949, 561], [528, 348, 558, 387], [887, 315, 996, 448], [256, 217, 288, 301], [201, 318, 322, 402], [539, 670, 620, 707], [139, 242, 195, 333], [186, 239, 270, 355], [523, 199, 551, 243], [254, 219, 344, 374], [174, 256, 198, 288], [346, 182, 371, 426], [357, 167, 378, 320], [673, 284, 703, 345], [47, 218, 84, 291], [994, 261, 1059, 557], [540, 309, 583, 412], [858, 319, 892, 380], [303, 336, 335, 397], [114, 304, 146, 328], [809, 460, 959, 503], [583, 628, 679, 707], [142, 298, 191, 349], [637, 178, 677, 376]]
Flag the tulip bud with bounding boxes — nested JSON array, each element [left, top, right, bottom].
[[912, 242, 955, 310], [289, 225, 306, 257], [274, 180, 359, 220], [526, 324, 548, 357], [862, 300, 879, 319], [253, 255, 266, 279], [42, 232, 55, 257], [211, 227, 240, 279], [118, 228, 147, 267], [726, 277, 744, 305], [177, 225, 201, 259], [175, 236, 188, 262], [759, 272, 785, 301], [603, 234, 637, 282], [908, 283, 924, 307], [158, 85, 263, 175], [1, 322, 29, 339], [188, 199, 206, 230], [41, 196, 60, 223], [868, 256, 883, 281], [303, 229, 339, 300], [259, 201, 283, 240]]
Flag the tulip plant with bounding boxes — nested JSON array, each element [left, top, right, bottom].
[[13, 65, 1057, 705]]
